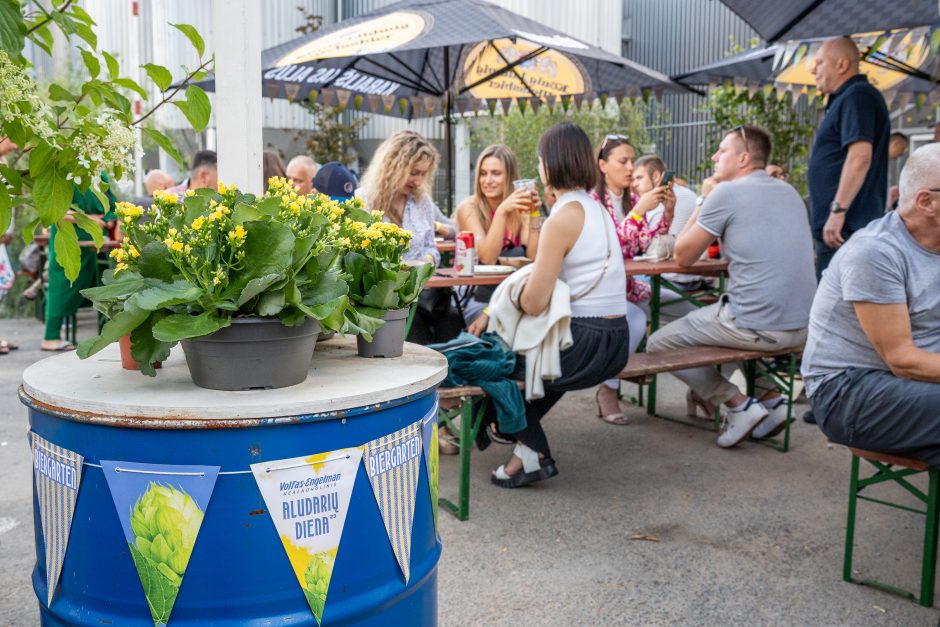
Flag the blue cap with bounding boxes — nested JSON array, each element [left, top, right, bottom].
[[313, 162, 358, 200]]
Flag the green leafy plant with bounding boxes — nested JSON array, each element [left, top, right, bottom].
[[77, 178, 352, 374], [338, 207, 434, 337], [471, 98, 671, 180], [128, 482, 204, 627], [0, 1, 212, 282]]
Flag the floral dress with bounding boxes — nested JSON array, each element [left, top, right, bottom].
[[590, 188, 669, 303]]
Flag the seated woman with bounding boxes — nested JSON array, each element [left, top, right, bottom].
[[470, 122, 630, 488], [590, 136, 676, 424], [357, 130, 441, 266], [454, 144, 540, 323]]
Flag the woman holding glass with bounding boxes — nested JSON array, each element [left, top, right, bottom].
[[455, 144, 540, 323]]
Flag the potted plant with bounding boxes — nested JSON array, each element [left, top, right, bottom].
[[339, 207, 434, 358], [77, 178, 352, 390]]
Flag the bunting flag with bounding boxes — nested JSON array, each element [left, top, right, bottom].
[[420, 400, 440, 533], [335, 89, 352, 110], [30, 433, 83, 607], [382, 93, 396, 113], [368, 94, 381, 113], [266, 83, 280, 101], [101, 461, 219, 627], [251, 447, 363, 625], [284, 83, 301, 103], [363, 421, 422, 582]]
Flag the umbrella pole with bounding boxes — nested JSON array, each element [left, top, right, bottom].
[[444, 47, 454, 216]]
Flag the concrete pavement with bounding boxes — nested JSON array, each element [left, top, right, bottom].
[[0, 313, 937, 626]]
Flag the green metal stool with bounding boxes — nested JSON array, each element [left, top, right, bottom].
[[844, 447, 940, 607]]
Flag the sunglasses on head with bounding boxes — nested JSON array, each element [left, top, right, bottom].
[[731, 125, 750, 151], [601, 133, 630, 152]]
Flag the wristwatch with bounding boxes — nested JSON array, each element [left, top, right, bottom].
[[696, 195, 706, 206], [829, 200, 848, 214]]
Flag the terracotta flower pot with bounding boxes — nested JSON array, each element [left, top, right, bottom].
[[119, 335, 161, 371]]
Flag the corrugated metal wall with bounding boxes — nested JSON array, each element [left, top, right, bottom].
[[622, 0, 758, 181]]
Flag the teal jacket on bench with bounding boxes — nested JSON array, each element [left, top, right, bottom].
[[429, 332, 526, 434]]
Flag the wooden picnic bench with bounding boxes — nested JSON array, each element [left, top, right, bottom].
[[617, 344, 803, 452]]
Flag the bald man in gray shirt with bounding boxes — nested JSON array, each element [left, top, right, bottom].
[[803, 143, 940, 467]]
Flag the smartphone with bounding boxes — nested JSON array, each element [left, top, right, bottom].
[[660, 171, 675, 188]]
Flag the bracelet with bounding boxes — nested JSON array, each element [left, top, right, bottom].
[[629, 211, 643, 224]]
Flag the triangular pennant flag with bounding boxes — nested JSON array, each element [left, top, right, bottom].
[[470, 98, 481, 115], [420, 400, 440, 533], [368, 94, 380, 112], [423, 95, 437, 116], [31, 433, 83, 607], [652, 87, 664, 102], [572, 93, 584, 110], [382, 93, 396, 113], [529, 98, 541, 114], [915, 92, 928, 111], [456, 98, 469, 115], [897, 91, 912, 109], [320, 88, 337, 107], [266, 83, 280, 101], [410, 96, 423, 116], [335, 89, 352, 110], [883, 88, 898, 108], [560, 95, 571, 112], [398, 97, 409, 116], [307, 89, 318, 105], [545, 94, 557, 111], [363, 422, 422, 583], [284, 83, 301, 103], [498, 97, 513, 114], [353, 94, 364, 110], [101, 460, 219, 627], [251, 447, 363, 625], [487, 99, 498, 116]]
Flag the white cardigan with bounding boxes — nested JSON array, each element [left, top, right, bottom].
[[486, 265, 573, 401]]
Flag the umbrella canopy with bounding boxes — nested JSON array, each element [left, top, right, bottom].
[[674, 26, 940, 105], [259, 0, 684, 118], [717, 0, 940, 43]]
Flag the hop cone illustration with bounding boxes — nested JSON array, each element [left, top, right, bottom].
[[130, 483, 204, 585], [303, 551, 335, 621]]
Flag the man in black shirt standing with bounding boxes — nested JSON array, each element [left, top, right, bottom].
[[808, 36, 889, 280]]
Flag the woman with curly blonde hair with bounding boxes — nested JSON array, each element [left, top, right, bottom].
[[358, 130, 441, 265]]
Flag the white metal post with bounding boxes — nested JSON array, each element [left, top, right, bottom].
[[212, 0, 263, 194]]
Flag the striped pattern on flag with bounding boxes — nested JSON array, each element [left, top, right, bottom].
[[364, 421, 422, 583], [30, 433, 83, 607]]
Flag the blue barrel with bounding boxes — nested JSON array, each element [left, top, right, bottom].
[[21, 338, 446, 626]]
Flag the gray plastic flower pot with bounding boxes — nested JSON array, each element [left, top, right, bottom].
[[356, 307, 409, 358], [181, 317, 321, 390]]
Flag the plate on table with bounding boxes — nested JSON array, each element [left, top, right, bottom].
[[474, 265, 514, 275], [631, 254, 658, 262], [497, 256, 533, 269]]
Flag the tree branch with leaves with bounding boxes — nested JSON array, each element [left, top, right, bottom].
[[0, 0, 213, 280]]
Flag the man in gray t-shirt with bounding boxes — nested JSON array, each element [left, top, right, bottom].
[[802, 143, 940, 467], [647, 125, 816, 449]]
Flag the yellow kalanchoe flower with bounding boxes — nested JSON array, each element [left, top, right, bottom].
[[185, 189, 195, 197], [191, 216, 205, 230], [115, 262, 128, 273], [128, 245, 139, 259], [218, 182, 228, 195], [171, 241, 184, 252]]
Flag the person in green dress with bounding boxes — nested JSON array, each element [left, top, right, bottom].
[[41, 175, 116, 351]]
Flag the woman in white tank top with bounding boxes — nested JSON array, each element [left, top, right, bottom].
[[475, 123, 631, 489]]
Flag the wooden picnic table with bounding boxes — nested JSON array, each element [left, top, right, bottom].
[[436, 240, 456, 253], [625, 257, 728, 276], [425, 267, 514, 289]]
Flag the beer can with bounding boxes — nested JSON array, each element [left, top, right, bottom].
[[455, 231, 475, 276]]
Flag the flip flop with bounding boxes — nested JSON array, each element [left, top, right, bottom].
[[41, 341, 76, 352], [0, 340, 18, 351]]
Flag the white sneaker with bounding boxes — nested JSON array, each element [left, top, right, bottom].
[[752, 399, 789, 439], [716, 399, 768, 448]]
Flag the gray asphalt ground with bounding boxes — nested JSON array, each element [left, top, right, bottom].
[[1, 313, 938, 626]]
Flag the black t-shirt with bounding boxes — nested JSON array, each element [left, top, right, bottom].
[[807, 75, 889, 240]]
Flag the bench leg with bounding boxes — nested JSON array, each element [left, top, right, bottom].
[[844, 454, 860, 583], [456, 397, 473, 521], [920, 469, 939, 607]]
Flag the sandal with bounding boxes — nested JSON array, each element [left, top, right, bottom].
[[40, 341, 75, 352], [0, 340, 18, 351], [486, 423, 515, 445], [595, 387, 628, 425], [491, 443, 558, 489]]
